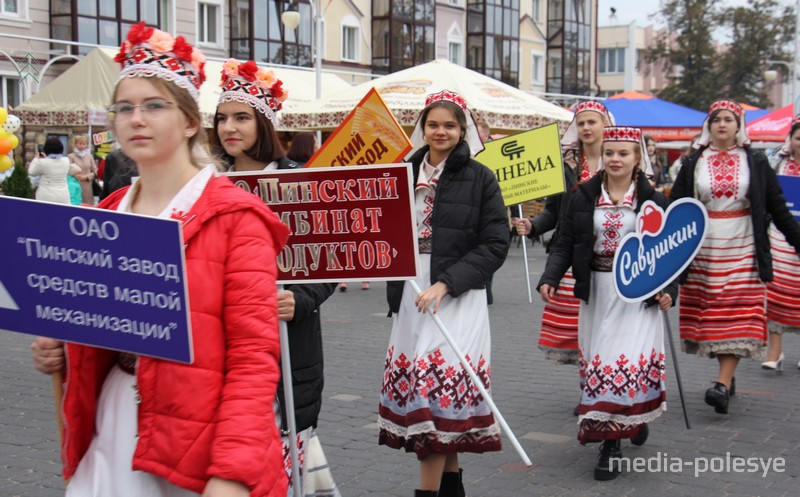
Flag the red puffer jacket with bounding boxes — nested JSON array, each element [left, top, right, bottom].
[[60, 174, 290, 496]]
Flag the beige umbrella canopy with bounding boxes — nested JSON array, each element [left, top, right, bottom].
[[280, 59, 573, 134], [15, 48, 351, 129]]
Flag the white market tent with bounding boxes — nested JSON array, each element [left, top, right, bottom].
[[14, 47, 352, 129], [280, 58, 573, 134]]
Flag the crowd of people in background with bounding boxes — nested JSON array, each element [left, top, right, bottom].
[[18, 20, 800, 497]]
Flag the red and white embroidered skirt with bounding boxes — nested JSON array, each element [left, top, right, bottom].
[[680, 210, 767, 358], [378, 254, 501, 460], [766, 224, 800, 334], [537, 270, 580, 364]]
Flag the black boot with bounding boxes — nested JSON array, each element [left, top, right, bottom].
[[630, 423, 649, 446], [414, 491, 438, 497], [439, 468, 466, 497], [704, 382, 730, 414], [594, 439, 622, 481]]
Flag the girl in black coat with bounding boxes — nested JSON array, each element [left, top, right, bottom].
[[670, 99, 800, 416], [380, 91, 509, 497], [538, 127, 674, 481]]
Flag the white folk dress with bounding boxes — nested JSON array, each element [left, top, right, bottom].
[[577, 183, 666, 444], [766, 155, 800, 334], [378, 155, 501, 459], [64, 166, 216, 497], [679, 146, 766, 359]]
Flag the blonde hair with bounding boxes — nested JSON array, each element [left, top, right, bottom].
[[112, 76, 220, 170]]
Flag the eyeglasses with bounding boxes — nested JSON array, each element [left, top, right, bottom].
[[108, 99, 175, 120]]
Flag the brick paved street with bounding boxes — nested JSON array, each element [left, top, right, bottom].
[[1, 242, 798, 496]]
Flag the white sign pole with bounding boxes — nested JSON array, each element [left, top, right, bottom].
[[518, 205, 533, 303], [409, 280, 532, 466], [277, 284, 301, 497]]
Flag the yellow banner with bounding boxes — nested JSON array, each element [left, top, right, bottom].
[[476, 123, 565, 206], [305, 87, 412, 168]]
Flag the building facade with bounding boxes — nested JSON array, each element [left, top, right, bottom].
[[595, 23, 670, 98], [0, 0, 602, 110]]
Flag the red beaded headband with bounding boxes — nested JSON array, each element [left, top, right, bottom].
[[603, 126, 642, 143], [425, 90, 467, 111], [708, 99, 743, 119]]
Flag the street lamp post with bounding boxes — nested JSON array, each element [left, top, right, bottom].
[[282, 1, 323, 143], [764, 59, 794, 111]]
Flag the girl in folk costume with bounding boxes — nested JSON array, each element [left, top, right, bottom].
[[31, 23, 290, 497], [214, 59, 340, 497], [516, 101, 612, 366], [380, 90, 509, 497], [670, 100, 800, 414], [514, 101, 613, 415], [762, 115, 800, 371], [537, 127, 674, 481]]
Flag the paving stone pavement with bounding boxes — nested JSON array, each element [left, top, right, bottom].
[[1, 242, 798, 497]]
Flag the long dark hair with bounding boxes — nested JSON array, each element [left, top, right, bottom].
[[287, 132, 316, 163], [213, 106, 286, 166]]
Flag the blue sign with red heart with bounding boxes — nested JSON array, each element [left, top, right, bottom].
[[613, 198, 708, 303]]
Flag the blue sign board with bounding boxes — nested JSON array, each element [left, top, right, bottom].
[[613, 198, 708, 303], [0, 197, 192, 363], [778, 176, 800, 221]]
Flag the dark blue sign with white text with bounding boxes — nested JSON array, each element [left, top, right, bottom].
[[613, 198, 708, 303], [778, 176, 800, 221], [0, 197, 192, 362]]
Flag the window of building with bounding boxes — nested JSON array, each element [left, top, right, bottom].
[[448, 0, 464, 6], [546, 0, 591, 94], [231, 0, 313, 66], [531, 52, 543, 85], [532, 0, 541, 23], [449, 42, 462, 65], [598, 48, 625, 74], [371, 0, 435, 74], [447, 22, 464, 65], [197, 0, 221, 46], [2, 0, 19, 15], [50, 0, 171, 55], [340, 16, 359, 62], [466, 0, 519, 86], [1, 75, 21, 108]]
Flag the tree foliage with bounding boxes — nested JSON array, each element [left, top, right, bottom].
[[647, 0, 795, 110], [1, 158, 34, 199], [715, 0, 795, 108]]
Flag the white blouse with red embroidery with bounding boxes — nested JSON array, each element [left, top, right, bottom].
[[694, 146, 750, 211]]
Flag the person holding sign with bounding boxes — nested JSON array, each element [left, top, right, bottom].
[[670, 100, 800, 415], [214, 58, 340, 497], [762, 115, 800, 371], [380, 90, 509, 497], [537, 127, 674, 481], [515, 101, 613, 401], [30, 23, 290, 497]]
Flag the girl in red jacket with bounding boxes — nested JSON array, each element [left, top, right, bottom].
[[31, 23, 289, 497]]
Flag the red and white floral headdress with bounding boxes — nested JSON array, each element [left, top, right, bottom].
[[218, 59, 289, 123], [114, 22, 206, 101], [696, 98, 750, 148], [561, 100, 615, 151], [407, 89, 485, 158]]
